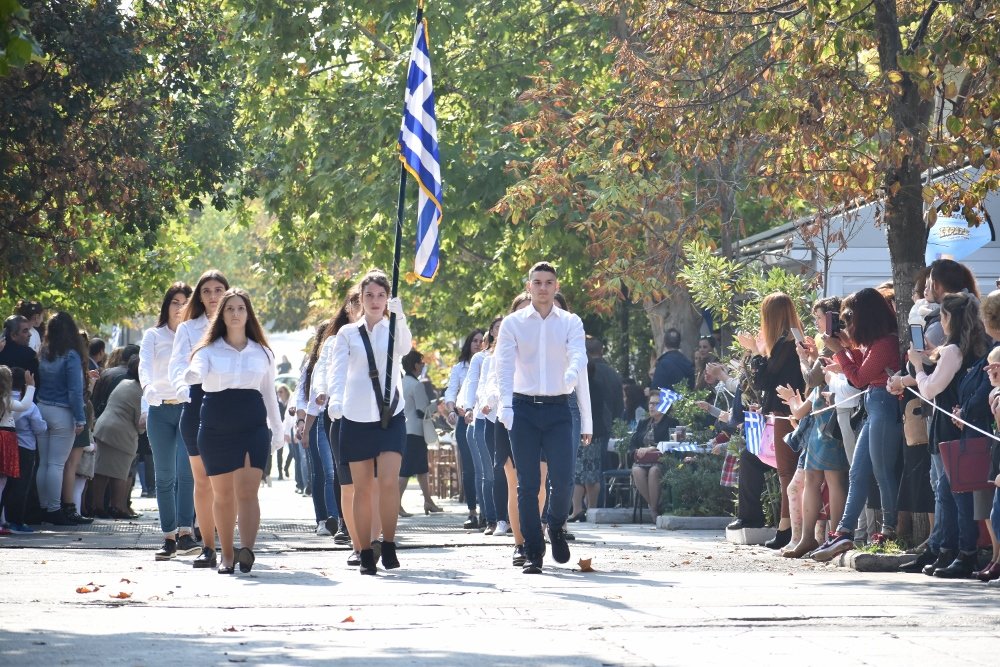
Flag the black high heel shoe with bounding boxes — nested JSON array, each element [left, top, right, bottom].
[[381, 541, 400, 570], [359, 548, 377, 575], [235, 547, 256, 573], [567, 510, 587, 523], [764, 527, 792, 550]]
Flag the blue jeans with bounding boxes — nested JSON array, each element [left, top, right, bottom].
[[510, 398, 573, 560], [928, 453, 947, 551], [147, 403, 195, 534], [838, 387, 902, 533], [455, 419, 477, 512], [930, 462, 979, 553], [308, 412, 338, 522], [469, 419, 496, 524]]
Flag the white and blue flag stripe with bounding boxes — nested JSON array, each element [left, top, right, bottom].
[[399, 16, 442, 282], [743, 411, 765, 455], [657, 388, 682, 413]]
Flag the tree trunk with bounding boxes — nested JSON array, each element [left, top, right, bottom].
[[874, 0, 934, 340], [646, 287, 703, 363]]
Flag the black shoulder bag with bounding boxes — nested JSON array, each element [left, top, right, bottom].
[[358, 325, 398, 429]]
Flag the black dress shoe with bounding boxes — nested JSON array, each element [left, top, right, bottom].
[[512, 545, 526, 567], [548, 525, 571, 564], [43, 509, 75, 526], [727, 518, 765, 531], [193, 547, 218, 569], [923, 549, 955, 576], [62, 503, 93, 525], [235, 547, 255, 573], [933, 552, 978, 579], [765, 528, 792, 550], [218, 563, 235, 575], [463, 514, 479, 530], [381, 541, 400, 569], [898, 548, 938, 573], [359, 548, 377, 575]]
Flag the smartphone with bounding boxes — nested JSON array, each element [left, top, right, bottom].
[[824, 311, 840, 337], [910, 323, 925, 351], [790, 327, 805, 346]]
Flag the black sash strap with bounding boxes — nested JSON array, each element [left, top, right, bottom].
[[358, 324, 398, 429]]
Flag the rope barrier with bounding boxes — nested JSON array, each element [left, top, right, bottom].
[[904, 386, 1000, 444]]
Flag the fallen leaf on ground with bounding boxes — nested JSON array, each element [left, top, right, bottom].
[[109, 592, 132, 599], [120, 578, 133, 584], [705, 555, 713, 559], [681, 560, 691, 565], [341, 616, 355, 623], [577, 558, 595, 572], [75, 586, 98, 594], [223, 626, 238, 632]]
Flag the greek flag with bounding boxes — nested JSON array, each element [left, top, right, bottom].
[[657, 388, 682, 413], [398, 15, 442, 282], [744, 411, 765, 455]]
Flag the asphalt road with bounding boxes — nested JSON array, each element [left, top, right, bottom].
[[3, 479, 1000, 665]]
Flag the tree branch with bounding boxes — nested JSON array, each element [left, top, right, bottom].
[[905, 0, 940, 55]]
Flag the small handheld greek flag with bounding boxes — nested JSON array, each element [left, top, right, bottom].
[[657, 388, 682, 413], [744, 411, 765, 454], [398, 12, 442, 282]]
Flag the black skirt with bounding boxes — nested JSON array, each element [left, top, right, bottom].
[[339, 412, 405, 465], [401, 433, 429, 476], [180, 384, 205, 457], [197, 388, 269, 476]]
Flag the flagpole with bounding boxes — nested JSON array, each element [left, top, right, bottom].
[[383, 0, 425, 424]]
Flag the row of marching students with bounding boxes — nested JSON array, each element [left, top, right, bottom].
[[717, 259, 1000, 582], [143, 267, 415, 575], [442, 263, 594, 573]]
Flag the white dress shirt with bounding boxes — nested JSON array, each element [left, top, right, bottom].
[[139, 325, 178, 407], [495, 304, 588, 405], [312, 335, 336, 399], [574, 364, 594, 435], [457, 351, 486, 414], [443, 361, 469, 406], [474, 353, 498, 423], [296, 363, 321, 417], [28, 328, 40, 354], [184, 338, 283, 450], [329, 316, 412, 423], [168, 315, 209, 401]]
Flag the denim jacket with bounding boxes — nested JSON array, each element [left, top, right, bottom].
[[36, 349, 86, 425]]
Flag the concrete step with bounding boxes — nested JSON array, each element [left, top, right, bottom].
[[657, 515, 730, 531]]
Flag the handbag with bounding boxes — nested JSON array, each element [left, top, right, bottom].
[[939, 436, 993, 492], [635, 448, 662, 464], [849, 401, 867, 432], [902, 398, 929, 447], [746, 417, 777, 468], [422, 412, 439, 445], [784, 412, 813, 453]]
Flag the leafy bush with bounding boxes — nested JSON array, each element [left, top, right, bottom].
[[659, 455, 735, 517]]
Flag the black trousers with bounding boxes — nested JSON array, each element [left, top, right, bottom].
[[738, 449, 769, 525], [1, 447, 38, 525]]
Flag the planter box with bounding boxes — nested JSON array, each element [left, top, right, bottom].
[[656, 515, 731, 531], [725, 527, 775, 545]]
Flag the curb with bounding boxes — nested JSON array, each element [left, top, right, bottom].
[[657, 515, 730, 531], [725, 527, 775, 545], [833, 550, 908, 572]]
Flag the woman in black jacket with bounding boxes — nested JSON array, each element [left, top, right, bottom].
[[630, 393, 676, 519]]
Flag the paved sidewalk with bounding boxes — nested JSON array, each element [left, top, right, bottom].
[[4, 480, 1000, 665]]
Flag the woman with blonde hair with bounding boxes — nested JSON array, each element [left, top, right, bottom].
[[732, 293, 806, 549]]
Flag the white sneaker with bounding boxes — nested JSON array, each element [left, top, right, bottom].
[[316, 521, 332, 536], [494, 520, 510, 536]]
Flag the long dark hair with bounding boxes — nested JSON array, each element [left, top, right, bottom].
[[842, 287, 897, 347], [930, 259, 979, 299], [302, 320, 332, 399], [192, 288, 272, 359], [939, 292, 990, 361], [156, 282, 193, 328], [41, 312, 84, 362], [302, 289, 360, 398], [183, 270, 230, 321], [402, 349, 423, 378], [458, 329, 484, 364]]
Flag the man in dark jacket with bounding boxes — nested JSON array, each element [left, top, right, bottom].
[[650, 328, 694, 392], [0, 315, 40, 381]]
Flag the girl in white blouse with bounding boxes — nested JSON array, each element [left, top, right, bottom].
[[186, 288, 283, 575], [139, 282, 198, 563], [168, 269, 229, 569], [328, 269, 411, 575]]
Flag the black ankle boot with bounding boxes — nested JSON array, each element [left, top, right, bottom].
[[764, 527, 792, 550], [62, 503, 93, 525], [898, 548, 938, 573], [923, 549, 954, 576], [381, 541, 400, 569], [359, 548, 377, 575], [933, 551, 978, 579]]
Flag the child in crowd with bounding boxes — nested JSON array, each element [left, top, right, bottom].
[[0, 366, 36, 534]]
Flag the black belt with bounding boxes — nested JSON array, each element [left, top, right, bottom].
[[513, 393, 570, 405]]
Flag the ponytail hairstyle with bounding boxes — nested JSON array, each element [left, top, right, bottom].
[[483, 316, 503, 351], [939, 292, 989, 362], [193, 288, 272, 360], [183, 270, 230, 321]]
